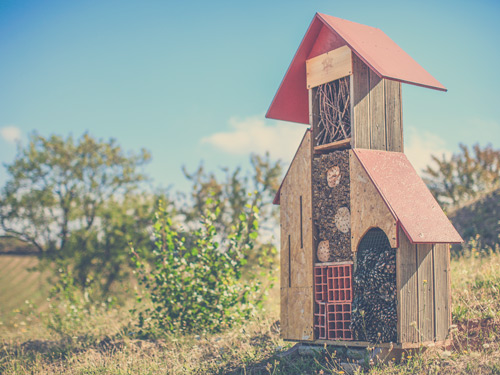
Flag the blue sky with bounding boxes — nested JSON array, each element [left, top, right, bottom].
[[1, 0, 499, 192]]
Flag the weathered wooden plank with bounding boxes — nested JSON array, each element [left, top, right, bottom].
[[280, 188, 290, 291], [349, 151, 397, 251], [352, 54, 370, 149], [280, 286, 288, 339], [310, 88, 320, 147], [287, 287, 314, 341], [397, 227, 419, 343], [369, 72, 386, 150], [384, 80, 403, 152], [290, 132, 313, 288], [314, 138, 351, 153], [434, 243, 451, 341], [306, 46, 352, 89], [280, 130, 314, 341], [417, 244, 434, 342]]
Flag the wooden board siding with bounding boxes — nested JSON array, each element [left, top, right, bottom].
[[279, 130, 314, 341], [351, 55, 403, 152], [396, 229, 450, 344], [434, 243, 451, 341], [384, 80, 403, 152], [397, 227, 419, 343], [352, 54, 370, 149], [349, 151, 397, 251], [417, 244, 435, 342], [306, 46, 352, 89], [369, 72, 386, 150]]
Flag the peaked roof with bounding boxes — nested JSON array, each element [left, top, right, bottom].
[[266, 13, 447, 125], [353, 149, 463, 244]]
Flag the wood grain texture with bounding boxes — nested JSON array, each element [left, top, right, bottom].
[[384, 80, 403, 152], [352, 54, 370, 149], [280, 183, 290, 338], [306, 46, 352, 89], [349, 151, 397, 251], [280, 286, 288, 339], [397, 227, 419, 343], [279, 130, 314, 341], [417, 244, 434, 342], [369, 71, 386, 150], [314, 138, 351, 153], [434, 243, 451, 341], [287, 287, 314, 340], [280, 190, 290, 292]]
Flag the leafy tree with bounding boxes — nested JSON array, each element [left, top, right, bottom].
[[180, 153, 283, 271], [131, 197, 266, 336], [423, 143, 500, 208], [0, 132, 153, 294]]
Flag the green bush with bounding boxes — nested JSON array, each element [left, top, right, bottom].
[[131, 197, 269, 336]]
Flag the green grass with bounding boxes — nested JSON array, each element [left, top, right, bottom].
[[1, 250, 500, 374]]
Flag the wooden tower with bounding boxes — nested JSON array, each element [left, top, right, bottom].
[[268, 13, 463, 348]]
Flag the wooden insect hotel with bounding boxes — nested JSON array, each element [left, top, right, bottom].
[[268, 13, 463, 348]]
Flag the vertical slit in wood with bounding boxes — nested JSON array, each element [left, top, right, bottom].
[[300, 195, 303, 249], [349, 74, 355, 149], [399, 83, 404, 152], [384, 80, 388, 151], [415, 244, 420, 342], [368, 70, 372, 149], [432, 245, 437, 340], [288, 235, 291, 288]]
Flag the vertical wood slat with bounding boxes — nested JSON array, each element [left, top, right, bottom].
[[417, 244, 435, 342], [290, 133, 313, 289], [280, 284, 288, 339], [397, 227, 419, 343], [434, 243, 451, 340], [310, 88, 319, 147], [384, 80, 403, 152], [352, 53, 370, 149], [369, 71, 386, 150], [351, 55, 403, 152], [280, 130, 314, 341], [287, 287, 314, 340], [279, 187, 289, 338]]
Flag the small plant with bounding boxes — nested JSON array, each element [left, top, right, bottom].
[[45, 266, 114, 337], [131, 197, 270, 337]]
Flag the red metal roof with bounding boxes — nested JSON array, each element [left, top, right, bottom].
[[266, 13, 447, 125], [353, 149, 463, 244]]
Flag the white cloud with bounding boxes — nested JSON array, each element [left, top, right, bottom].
[[0, 126, 22, 144], [201, 116, 307, 162], [405, 127, 451, 174]]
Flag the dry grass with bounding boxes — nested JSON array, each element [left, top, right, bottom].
[[1, 249, 500, 374]]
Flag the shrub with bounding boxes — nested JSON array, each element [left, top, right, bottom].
[[131, 197, 268, 336]]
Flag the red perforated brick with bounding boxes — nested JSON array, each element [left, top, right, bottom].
[[314, 263, 353, 303], [314, 265, 328, 302], [326, 303, 353, 341], [314, 302, 327, 340], [327, 264, 352, 303]]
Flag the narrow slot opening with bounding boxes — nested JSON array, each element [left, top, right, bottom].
[[288, 235, 291, 288], [299, 196, 303, 248]]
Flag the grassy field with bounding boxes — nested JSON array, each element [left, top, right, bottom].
[[0, 255, 50, 320], [1, 248, 500, 374]]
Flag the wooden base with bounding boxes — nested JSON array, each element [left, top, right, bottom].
[[284, 339, 452, 349]]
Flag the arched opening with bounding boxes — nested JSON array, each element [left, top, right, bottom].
[[351, 227, 397, 343]]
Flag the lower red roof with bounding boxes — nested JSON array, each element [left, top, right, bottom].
[[353, 149, 463, 244]]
